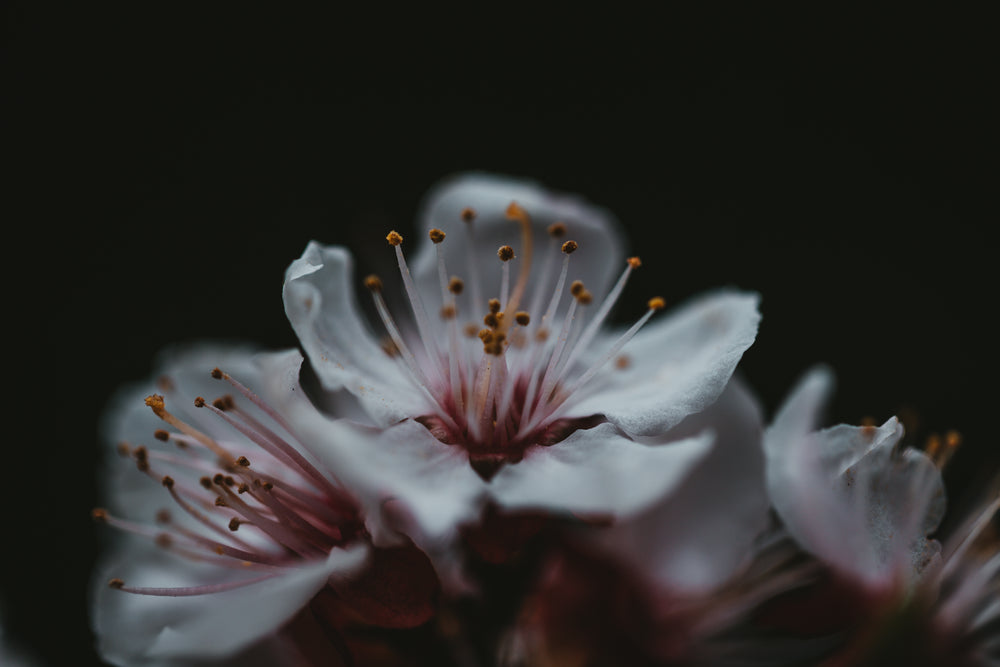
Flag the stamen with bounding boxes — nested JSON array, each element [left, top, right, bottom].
[[109, 574, 279, 597], [552, 257, 642, 386], [386, 231, 444, 385], [144, 395, 234, 466]]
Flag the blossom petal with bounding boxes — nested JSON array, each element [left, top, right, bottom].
[[269, 406, 487, 547], [92, 542, 367, 665], [764, 367, 945, 585], [598, 378, 770, 592], [409, 172, 626, 319], [569, 290, 761, 437], [283, 242, 428, 425], [489, 422, 714, 519]]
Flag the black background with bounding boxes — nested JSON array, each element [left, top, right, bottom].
[[6, 6, 997, 666]]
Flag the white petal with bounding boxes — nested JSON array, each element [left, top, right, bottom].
[[270, 401, 487, 546], [409, 173, 626, 319], [599, 378, 770, 592], [283, 242, 429, 425], [490, 422, 714, 519], [92, 542, 367, 665], [569, 290, 761, 437]]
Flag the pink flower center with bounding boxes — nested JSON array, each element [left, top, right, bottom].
[[365, 202, 664, 478]]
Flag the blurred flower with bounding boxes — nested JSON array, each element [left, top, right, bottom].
[[761, 368, 1000, 666], [92, 347, 439, 666], [282, 173, 761, 551], [502, 379, 796, 666]]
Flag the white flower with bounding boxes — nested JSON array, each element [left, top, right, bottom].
[[281, 173, 762, 548], [763, 367, 945, 590], [92, 346, 439, 666], [763, 367, 1000, 663]]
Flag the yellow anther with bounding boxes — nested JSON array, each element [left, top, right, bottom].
[[429, 228, 446, 244], [562, 240, 579, 254], [386, 231, 403, 246], [498, 245, 515, 262], [647, 297, 666, 311]]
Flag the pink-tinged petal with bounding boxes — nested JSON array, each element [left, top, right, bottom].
[[283, 242, 429, 426], [91, 542, 367, 665], [273, 407, 486, 547], [489, 422, 714, 519], [600, 378, 770, 593], [569, 290, 761, 437], [409, 172, 626, 317]]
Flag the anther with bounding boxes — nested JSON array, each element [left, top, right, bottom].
[[464, 323, 480, 338], [386, 231, 403, 246], [224, 476, 235, 486], [570, 280, 585, 297], [194, 397, 206, 408], [238, 483, 250, 494], [627, 256, 642, 269], [441, 305, 457, 320], [214, 497, 227, 507], [380, 338, 399, 357], [212, 396, 233, 411], [478, 329, 494, 343], [945, 430, 962, 449], [484, 312, 500, 329], [154, 429, 170, 442], [162, 476, 175, 489], [155, 509, 171, 524], [505, 201, 528, 223], [515, 311, 530, 326], [561, 240, 578, 254], [145, 394, 167, 418], [615, 355, 631, 369], [576, 290, 593, 305], [228, 518, 242, 532], [548, 222, 567, 237], [199, 476, 212, 489], [211, 367, 224, 380], [108, 578, 125, 589], [498, 245, 515, 262], [155, 534, 172, 548], [448, 276, 464, 294], [364, 275, 384, 292], [461, 207, 476, 223], [91, 508, 108, 522], [648, 297, 666, 310], [213, 473, 225, 486], [116, 443, 131, 457], [488, 298, 502, 314], [236, 456, 251, 467], [429, 228, 446, 244]]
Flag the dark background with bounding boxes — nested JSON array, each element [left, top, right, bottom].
[[6, 6, 996, 665]]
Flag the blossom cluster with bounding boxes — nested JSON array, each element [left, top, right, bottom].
[[91, 174, 999, 666]]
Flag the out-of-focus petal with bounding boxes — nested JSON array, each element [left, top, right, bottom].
[[410, 172, 626, 315], [601, 378, 770, 592], [92, 543, 367, 665]]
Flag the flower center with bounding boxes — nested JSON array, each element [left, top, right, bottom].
[[365, 202, 664, 478], [94, 367, 363, 596]]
